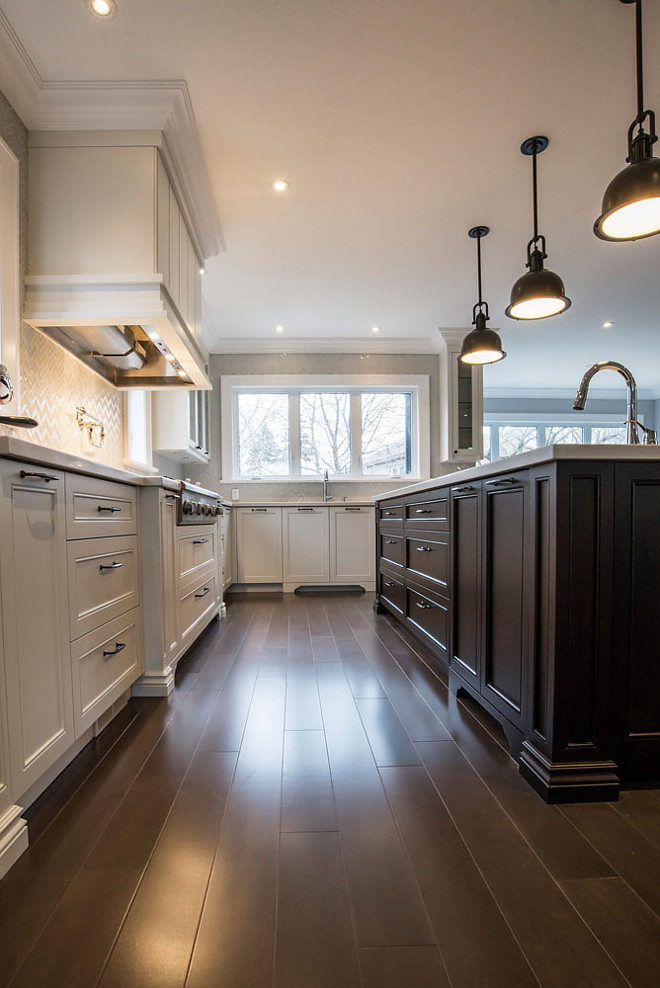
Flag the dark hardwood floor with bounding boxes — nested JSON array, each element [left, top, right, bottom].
[[1, 592, 660, 987]]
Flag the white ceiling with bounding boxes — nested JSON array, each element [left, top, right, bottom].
[[2, 0, 660, 392]]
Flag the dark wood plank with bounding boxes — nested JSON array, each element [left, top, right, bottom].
[[336, 639, 387, 699], [317, 664, 434, 947], [418, 740, 628, 987], [380, 766, 537, 988], [311, 634, 341, 663], [285, 669, 322, 730], [612, 789, 660, 851], [185, 677, 285, 988], [358, 946, 450, 988], [287, 623, 314, 667], [281, 729, 337, 832], [274, 832, 360, 988], [355, 697, 422, 766], [196, 660, 257, 752], [98, 750, 237, 988], [560, 876, 660, 988], [560, 801, 660, 920]]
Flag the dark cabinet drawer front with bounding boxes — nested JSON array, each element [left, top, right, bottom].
[[406, 535, 449, 591], [379, 504, 404, 526], [379, 570, 405, 615], [407, 585, 449, 654], [405, 495, 450, 530], [379, 532, 404, 567]]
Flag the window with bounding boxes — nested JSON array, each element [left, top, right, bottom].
[[221, 375, 429, 480], [123, 390, 156, 472], [482, 420, 631, 462]]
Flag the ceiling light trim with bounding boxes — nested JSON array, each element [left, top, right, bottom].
[[0, 9, 224, 260]]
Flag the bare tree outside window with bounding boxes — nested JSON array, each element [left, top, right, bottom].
[[498, 426, 538, 458], [362, 392, 411, 476], [237, 393, 289, 476], [591, 426, 627, 444], [544, 426, 583, 444], [300, 392, 351, 475]]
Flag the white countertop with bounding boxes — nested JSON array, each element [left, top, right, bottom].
[[374, 444, 660, 500], [235, 500, 374, 507]]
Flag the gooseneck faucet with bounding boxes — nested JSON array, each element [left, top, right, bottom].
[[323, 469, 332, 501], [572, 361, 655, 444]]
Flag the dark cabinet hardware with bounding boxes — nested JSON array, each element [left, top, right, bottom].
[[196, 444, 203, 450], [486, 477, 518, 486], [103, 642, 126, 658], [99, 561, 123, 571], [251, 507, 267, 512], [415, 545, 432, 552], [192, 538, 210, 544], [454, 485, 475, 492], [98, 505, 122, 513], [344, 506, 361, 511], [19, 470, 58, 483], [383, 510, 397, 516], [384, 580, 396, 587], [415, 508, 432, 514], [297, 507, 314, 512], [195, 587, 211, 598], [385, 539, 397, 544], [415, 600, 432, 609]]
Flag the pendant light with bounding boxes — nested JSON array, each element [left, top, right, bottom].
[[595, 0, 660, 241], [460, 226, 506, 365], [506, 136, 571, 321]]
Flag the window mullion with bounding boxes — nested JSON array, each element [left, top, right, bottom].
[[351, 392, 361, 477], [290, 392, 300, 477]]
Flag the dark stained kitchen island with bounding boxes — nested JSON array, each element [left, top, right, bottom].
[[374, 446, 660, 803]]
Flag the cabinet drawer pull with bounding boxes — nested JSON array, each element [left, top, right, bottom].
[[415, 600, 432, 610], [99, 561, 123, 571], [454, 485, 475, 493], [486, 477, 518, 486], [344, 506, 361, 511], [98, 505, 122, 513], [384, 580, 396, 588], [383, 510, 397, 516], [19, 470, 58, 483], [195, 586, 211, 598], [103, 641, 126, 658], [385, 539, 397, 545], [415, 545, 432, 552], [415, 508, 432, 514], [192, 538, 210, 544], [297, 507, 314, 512], [251, 507, 268, 512]]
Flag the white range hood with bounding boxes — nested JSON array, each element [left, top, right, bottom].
[[24, 131, 218, 390]]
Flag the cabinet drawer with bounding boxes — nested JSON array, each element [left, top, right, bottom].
[[66, 475, 137, 539], [379, 531, 404, 568], [406, 584, 449, 656], [378, 503, 404, 527], [406, 534, 449, 592], [177, 526, 216, 585], [405, 495, 450, 531], [67, 535, 139, 640], [178, 573, 217, 647], [71, 607, 143, 736], [379, 569, 405, 616]]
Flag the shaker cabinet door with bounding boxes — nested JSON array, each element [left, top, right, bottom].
[[450, 483, 481, 690]]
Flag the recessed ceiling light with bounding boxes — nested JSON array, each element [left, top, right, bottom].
[[602, 321, 614, 328], [176, 368, 187, 378], [275, 325, 284, 333], [89, 0, 116, 18], [164, 352, 175, 362], [199, 266, 206, 275], [272, 180, 290, 192], [371, 326, 380, 333]]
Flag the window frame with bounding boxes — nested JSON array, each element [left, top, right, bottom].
[[123, 390, 158, 473], [482, 413, 637, 462], [221, 374, 430, 482]]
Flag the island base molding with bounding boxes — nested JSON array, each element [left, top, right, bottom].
[[519, 742, 620, 804], [0, 804, 28, 880]]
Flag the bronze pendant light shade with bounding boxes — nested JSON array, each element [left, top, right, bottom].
[[460, 227, 506, 365], [594, 0, 660, 241], [506, 137, 571, 320]]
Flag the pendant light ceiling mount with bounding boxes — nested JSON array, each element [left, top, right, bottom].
[[506, 135, 571, 321], [459, 226, 506, 366], [594, 0, 660, 241]]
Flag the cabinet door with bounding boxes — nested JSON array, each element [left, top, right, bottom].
[[283, 507, 329, 583], [223, 507, 233, 590], [480, 474, 531, 729], [0, 463, 73, 797], [330, 505, 375, 583], [156, 154, 170, 285], [168, 185, 181, 305], [236, 507, 282, 583], [160, 493, 179, 664], [451, 483, 481, 690], [0, 616, 12, 818]]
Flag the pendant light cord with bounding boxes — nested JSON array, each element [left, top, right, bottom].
[[636, 0, 644, 120], [476, 234, 483, 307], [532, 150, 539, 242]]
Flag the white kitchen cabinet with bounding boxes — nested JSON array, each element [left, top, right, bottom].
[[0, 606, 28, 880], [236, 507, 283, 583], [329, 505, 375, 585], [221, 506, 233, 591], [0, 462, 74, 798], [153, 390, 210, 462], [283, 506, 330, 584], [438, 329, 484, 465]]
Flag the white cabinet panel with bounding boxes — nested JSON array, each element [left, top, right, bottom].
[[66, 475, 137, 539], [283, 507, 329, 583], [236, 507, 282, 583], [156, 155, 171, 284], [67, 535, 139, 640], [177, 526, 217, 586], [168, 185, 181, 305], [0, 463, 73, 797], [329, 506, 375, 583]]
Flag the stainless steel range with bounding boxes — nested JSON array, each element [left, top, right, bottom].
[[178, 481, 222, 525]]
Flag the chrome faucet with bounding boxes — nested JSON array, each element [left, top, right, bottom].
[[572, 361, 656, 444], [323, 469, 333, 501]]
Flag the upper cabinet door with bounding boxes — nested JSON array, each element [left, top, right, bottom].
[[156, 155, 171, 285], [0, 136, 19, 409]]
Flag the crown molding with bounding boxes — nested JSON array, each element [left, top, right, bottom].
[[209, 336, 440, 355], [484, 386, 658, 401], [0, 9, 224, 260]]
